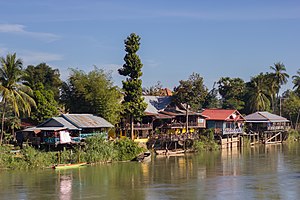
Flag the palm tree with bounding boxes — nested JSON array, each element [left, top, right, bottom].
[[270, 62, 289, 95], [292, 69, 300, 95], [270, 62, 289, 113], [0, 53, 36, 144], [265, 73, 277, 112], [247, 74, 271, 112]]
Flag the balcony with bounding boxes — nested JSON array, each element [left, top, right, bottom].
[[166, 122, 205, 128], [267, 125, 291, 131], [133, 123, 152, 130], [223, 128, 243, 135]]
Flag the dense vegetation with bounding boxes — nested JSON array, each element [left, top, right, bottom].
[[0, 136, 144, 170]]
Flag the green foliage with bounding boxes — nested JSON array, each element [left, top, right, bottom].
[[0, 145, 56, 170], [286, 129, 300, 143], [203, 84, 221, 108], [0, 53, 36, 144], [113, 138, 144, 161], [83, 135, 116, 163], [24, 63, 62, 101], [193, 129, 219, 151], [143, 81, 164, 96], [292, 69, 300, 96], [218, 77, 245, 110], [281, 91, 300, 127], [174, 72, 208, 111], [61, 67, 123, 125], [118, 33, 147, 120], [0, 136, 144, 169], [244, 73, 271, 113], [270, 62, 289, 94], [30, 84, 59, 124]]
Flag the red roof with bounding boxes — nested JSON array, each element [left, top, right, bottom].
[[201, 109, 244, 121]]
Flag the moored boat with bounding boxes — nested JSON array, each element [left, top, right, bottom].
[[132, 151, 151, 162], [155, 149, 185, 156], [53, 162, 87, 170]]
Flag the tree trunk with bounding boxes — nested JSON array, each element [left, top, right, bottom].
[[185, 104, 189, 133], [296, 109, 300, 130], [130, 115, 134, 140], [0, 100, 7, 145]]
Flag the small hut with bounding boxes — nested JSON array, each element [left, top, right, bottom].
[[244, 111, 291, 144]]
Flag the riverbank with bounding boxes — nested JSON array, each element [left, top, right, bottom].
[[1, 130, 299, 170], [0, 136, 145, 170]]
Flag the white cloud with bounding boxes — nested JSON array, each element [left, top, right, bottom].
[[19, 51, 63, 65], [0, 24, 60, 42]]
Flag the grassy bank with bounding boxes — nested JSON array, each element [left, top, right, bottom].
[[0, 136, 145, 170]]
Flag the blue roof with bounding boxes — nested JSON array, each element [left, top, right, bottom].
[[143, 96, 173, 114]]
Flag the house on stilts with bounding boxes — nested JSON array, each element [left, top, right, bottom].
[[244, 111, 291, 144], [201, 109, 245, 148], [20, 114, 113, 150]]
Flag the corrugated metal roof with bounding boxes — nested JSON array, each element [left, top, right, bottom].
[[22, 127, 66, 132], [245, 112, 289, 122], [143, 96, 173, 114], [38, 117, 79, 130], [61, 114, 113, 128], [52, 117, 79, 130]]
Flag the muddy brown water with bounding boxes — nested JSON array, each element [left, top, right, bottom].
[[1, 144, 300, 199]]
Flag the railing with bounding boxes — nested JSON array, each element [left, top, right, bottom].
[[223, 128, 243, 134], [267, 126, 291, 131], [166, 122, 205, 128], [133, 124, 152, 129]]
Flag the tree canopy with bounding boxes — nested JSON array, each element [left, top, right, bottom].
[[61, 67, 122, 125], [217, 77, 245, 110], [24, 63, 62, 101], [173, 72, 208, 111]]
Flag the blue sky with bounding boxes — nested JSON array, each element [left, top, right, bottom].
[[0, 0, 299, 92]]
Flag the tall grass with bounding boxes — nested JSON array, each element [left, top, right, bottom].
[[286, 129, 300, 143], [0, 135, 145, 170]]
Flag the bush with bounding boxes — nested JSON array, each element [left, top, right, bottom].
[[193, 129, 219, 151], [287, 129, 300, 143], [113, 138, 144, 161], [83, 135, 115, 163]]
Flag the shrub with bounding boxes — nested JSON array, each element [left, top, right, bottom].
[[113, 138, 144, 161]]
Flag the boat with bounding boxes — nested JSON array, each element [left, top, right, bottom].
[[52, 162, 87, 170], [132, 151, 151, 162], [155, 149, 185, 156]]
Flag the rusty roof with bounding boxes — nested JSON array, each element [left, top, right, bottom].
[[61, 114, 113, 128]]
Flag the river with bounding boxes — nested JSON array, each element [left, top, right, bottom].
[[1, 144, 300, 200]]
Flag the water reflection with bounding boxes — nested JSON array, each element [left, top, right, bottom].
[[57, 173, 72, 200], [1, 144, 300, 199]]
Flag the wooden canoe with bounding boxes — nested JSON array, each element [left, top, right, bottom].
[[132, 151, 151, 162], [155, 149, 185, 156], [53, 162, 87, 170]]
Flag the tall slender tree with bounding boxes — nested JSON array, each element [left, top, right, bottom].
[[0, 53, 36, 144], [118, 33, 147, 140], [270, 62, 289, 112]]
